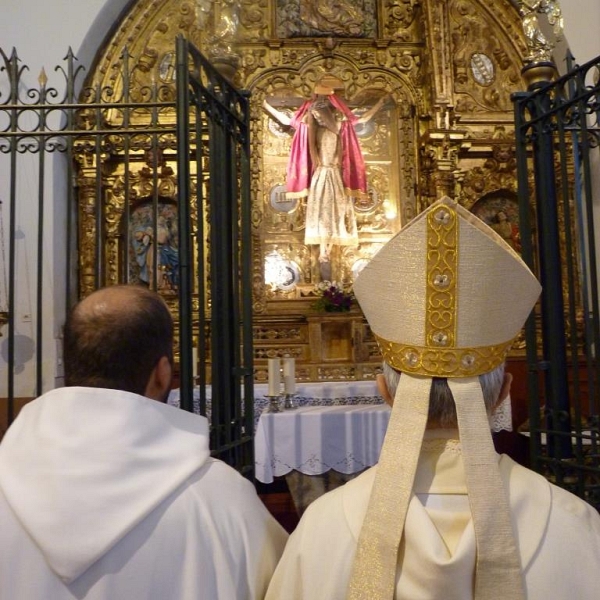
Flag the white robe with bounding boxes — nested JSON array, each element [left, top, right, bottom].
[[0, 387, 288, 599], [266, 431, 600, 600]]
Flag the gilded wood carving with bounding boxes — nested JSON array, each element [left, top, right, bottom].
[[74, 0, 550, 380]]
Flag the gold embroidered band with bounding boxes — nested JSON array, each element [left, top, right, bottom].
[[426, 203, 458, 349], [347, 375, 431, 599], [373, 333, 516, 378], [449, 378, 526, 599]]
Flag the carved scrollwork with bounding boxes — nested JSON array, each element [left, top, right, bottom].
[[239, 0, 269, 41], [459, 146, 518, 211], [390, 50, 422, 83], [449, 0, 522, 114], [80, 0, 534, 375], [238, 49, 268, 82], [383, 0, 421, 41]]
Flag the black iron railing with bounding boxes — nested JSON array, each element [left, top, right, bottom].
[[176, 37, 254, 477], [513, 55, 600, 508], [0, 41, 255, 477]]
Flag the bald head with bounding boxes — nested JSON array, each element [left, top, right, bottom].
[[63, 285, 174, 398], [71, 286, 163, 326]]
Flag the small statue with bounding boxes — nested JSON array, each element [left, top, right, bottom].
[[519, 0, 564, 64], [208, 0, 240, 61]]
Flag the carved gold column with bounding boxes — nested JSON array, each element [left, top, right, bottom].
[[420, 130, 466, 203], [76, 178, 98, 299], [74, 143, 110, 298], [422, 0, 455, 132]]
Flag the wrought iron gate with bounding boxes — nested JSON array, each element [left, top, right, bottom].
[[175, 37, 254, 477], [0, 39, 255, 477], [514, 55, 600, 509]]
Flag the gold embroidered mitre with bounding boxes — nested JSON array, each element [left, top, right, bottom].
[[347, 197, 541, 600], [353, 197, 540, 377]]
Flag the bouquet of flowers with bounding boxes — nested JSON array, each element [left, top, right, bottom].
[[312, 280, 354, 312]]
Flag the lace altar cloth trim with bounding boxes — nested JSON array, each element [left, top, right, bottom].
[[167, 389, 512, 434]]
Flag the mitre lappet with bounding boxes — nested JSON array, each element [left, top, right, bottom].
[[348, 197, 541, 599]]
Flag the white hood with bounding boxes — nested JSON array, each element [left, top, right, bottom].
[[0, 387, 211, 584]]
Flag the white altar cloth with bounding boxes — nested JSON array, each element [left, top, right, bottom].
[[168, 382, 513, 434], [255, 404, 392, 484], [167, 380, 383, 431]]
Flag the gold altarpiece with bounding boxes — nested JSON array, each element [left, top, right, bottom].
[[76, 0, 536, 383]]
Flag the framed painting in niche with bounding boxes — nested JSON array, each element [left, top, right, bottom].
[[127, 197, 179, 292], [471, 193, 521, 254]]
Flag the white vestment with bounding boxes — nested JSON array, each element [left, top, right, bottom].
[[266, 431, 600, 600], [0, 387, 288, 599]]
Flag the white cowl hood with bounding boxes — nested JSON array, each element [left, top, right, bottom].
[[0, 387, 211, 584]]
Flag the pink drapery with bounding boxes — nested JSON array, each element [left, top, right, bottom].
[[329, 94, 368, 199], [285, 95, 368, 200], [285, 101, 312, 199]]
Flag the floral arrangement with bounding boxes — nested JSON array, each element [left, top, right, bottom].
[[312, 280, 354, 312]]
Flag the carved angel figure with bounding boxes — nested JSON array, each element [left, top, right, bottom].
[[208, 0, 240, 58], [519, 0, 564, 63]]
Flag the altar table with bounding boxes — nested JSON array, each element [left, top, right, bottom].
[[167, 380, 384, 431], [167, 381, 512, 433], [169, 382, 513, 512], [254, 404, 392, 484], [253, 394, 514, 512]]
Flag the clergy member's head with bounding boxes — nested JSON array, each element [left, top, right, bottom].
[[63, 285, 174, 401], [378, 361, 510, 429], [347, 196, 541, 599]]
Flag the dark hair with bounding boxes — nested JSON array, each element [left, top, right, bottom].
[[63, 285, 173, 395]]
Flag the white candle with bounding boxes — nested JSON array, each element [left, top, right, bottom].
[[192, 347, 198, 378], [283, 357, 296, 395], [267, 358, 281, 396]]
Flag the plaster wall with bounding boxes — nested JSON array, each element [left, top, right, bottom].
[[561, 0, 600, 64], [560, 0, 600, 280], [0, 0, 130, 394]]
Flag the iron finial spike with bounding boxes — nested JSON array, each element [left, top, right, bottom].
[[38, 67, 48, 89]]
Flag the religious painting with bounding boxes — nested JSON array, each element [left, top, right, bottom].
[[471, 193, 521, 254], [127, 197, 179, 292], [276, 0, 377, 38]]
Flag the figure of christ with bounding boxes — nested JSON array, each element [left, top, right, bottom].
[[263, 90, 388, 266]]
